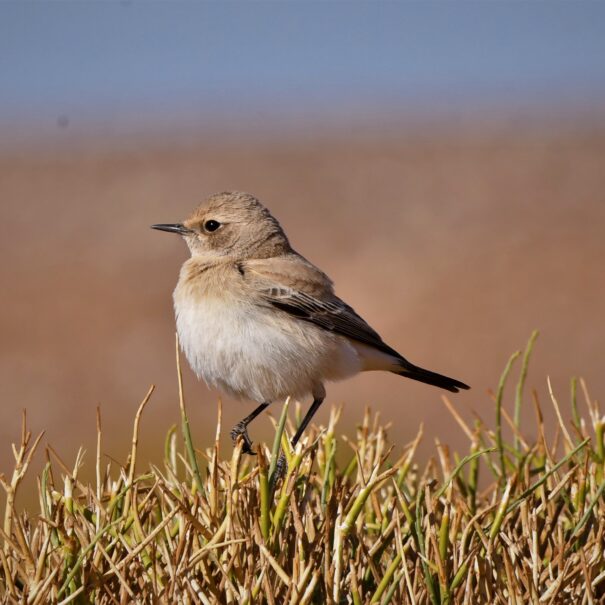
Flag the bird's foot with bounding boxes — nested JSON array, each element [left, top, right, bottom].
[[230, 423, 256, 455], [274, 453, 287, 481], [268, 452, 288, 491]]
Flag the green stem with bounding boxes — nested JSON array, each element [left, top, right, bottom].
[[514, 330, 539, 450], [496, 351, 521, 485]]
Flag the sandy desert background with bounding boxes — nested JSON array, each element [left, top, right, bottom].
[[2, 4, 605, 506], [2, 118, 604, 487]]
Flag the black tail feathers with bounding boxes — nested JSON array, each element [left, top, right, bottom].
[[394, 360, 469, 393]]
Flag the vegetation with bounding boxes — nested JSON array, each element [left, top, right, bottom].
[[1, 332, 604, 604]]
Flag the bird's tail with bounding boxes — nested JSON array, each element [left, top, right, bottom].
[[392, 360, 470, 393]]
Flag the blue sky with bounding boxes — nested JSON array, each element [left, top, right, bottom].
[[1, 2, 604, 141]]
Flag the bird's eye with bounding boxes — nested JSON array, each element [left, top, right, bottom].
[[203, 220, 221, 233]]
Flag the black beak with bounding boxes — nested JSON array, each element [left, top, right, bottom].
[[151, 223, 191, 235]]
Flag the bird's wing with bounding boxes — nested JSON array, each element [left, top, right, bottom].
[[244, 255, 403, 360]]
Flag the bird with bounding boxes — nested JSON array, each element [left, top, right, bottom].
[[152, 191, 469, 455]]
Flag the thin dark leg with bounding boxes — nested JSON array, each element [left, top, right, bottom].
[[230, 402, 270, 455], [292, 397, 325, 447], [274, 397, 325, 481]]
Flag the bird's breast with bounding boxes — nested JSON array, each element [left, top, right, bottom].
[[173, 281, 362, 403]]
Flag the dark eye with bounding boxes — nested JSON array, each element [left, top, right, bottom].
[[203, 220, 221, 233]]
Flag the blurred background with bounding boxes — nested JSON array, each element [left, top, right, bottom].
[[1, 3, 605, 481]]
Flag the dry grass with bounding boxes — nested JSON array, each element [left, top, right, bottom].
[[1, 332, 604, 604]]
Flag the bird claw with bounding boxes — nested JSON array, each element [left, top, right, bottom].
[[230, 423, 256, 455], [274, 453, 287, 480]]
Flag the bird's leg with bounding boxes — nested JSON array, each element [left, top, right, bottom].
[[273, 396, 325, 481], [291, 397, 325, 447], [230, 402, 270, 455]]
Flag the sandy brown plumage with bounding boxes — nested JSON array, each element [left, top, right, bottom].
[[152, 191, 469, 453]]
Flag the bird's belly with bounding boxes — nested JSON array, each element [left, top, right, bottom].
[[174, 296, 362, 402]]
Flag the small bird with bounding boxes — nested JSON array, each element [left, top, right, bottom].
[[152, 192, 469, 454]]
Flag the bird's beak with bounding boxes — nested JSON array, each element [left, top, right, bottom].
[[151, 223, 191, 235]]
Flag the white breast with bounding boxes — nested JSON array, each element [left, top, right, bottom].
[[174, 292, 362, 403]]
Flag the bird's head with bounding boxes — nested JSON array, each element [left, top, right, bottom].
[[152, 191, 291, 260]]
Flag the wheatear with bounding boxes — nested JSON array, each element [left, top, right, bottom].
[[152, 192, 469, 453]]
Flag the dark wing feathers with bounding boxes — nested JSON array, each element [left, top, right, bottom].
[[260, 285, 404, 360], [247, 258, 470, 393]]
